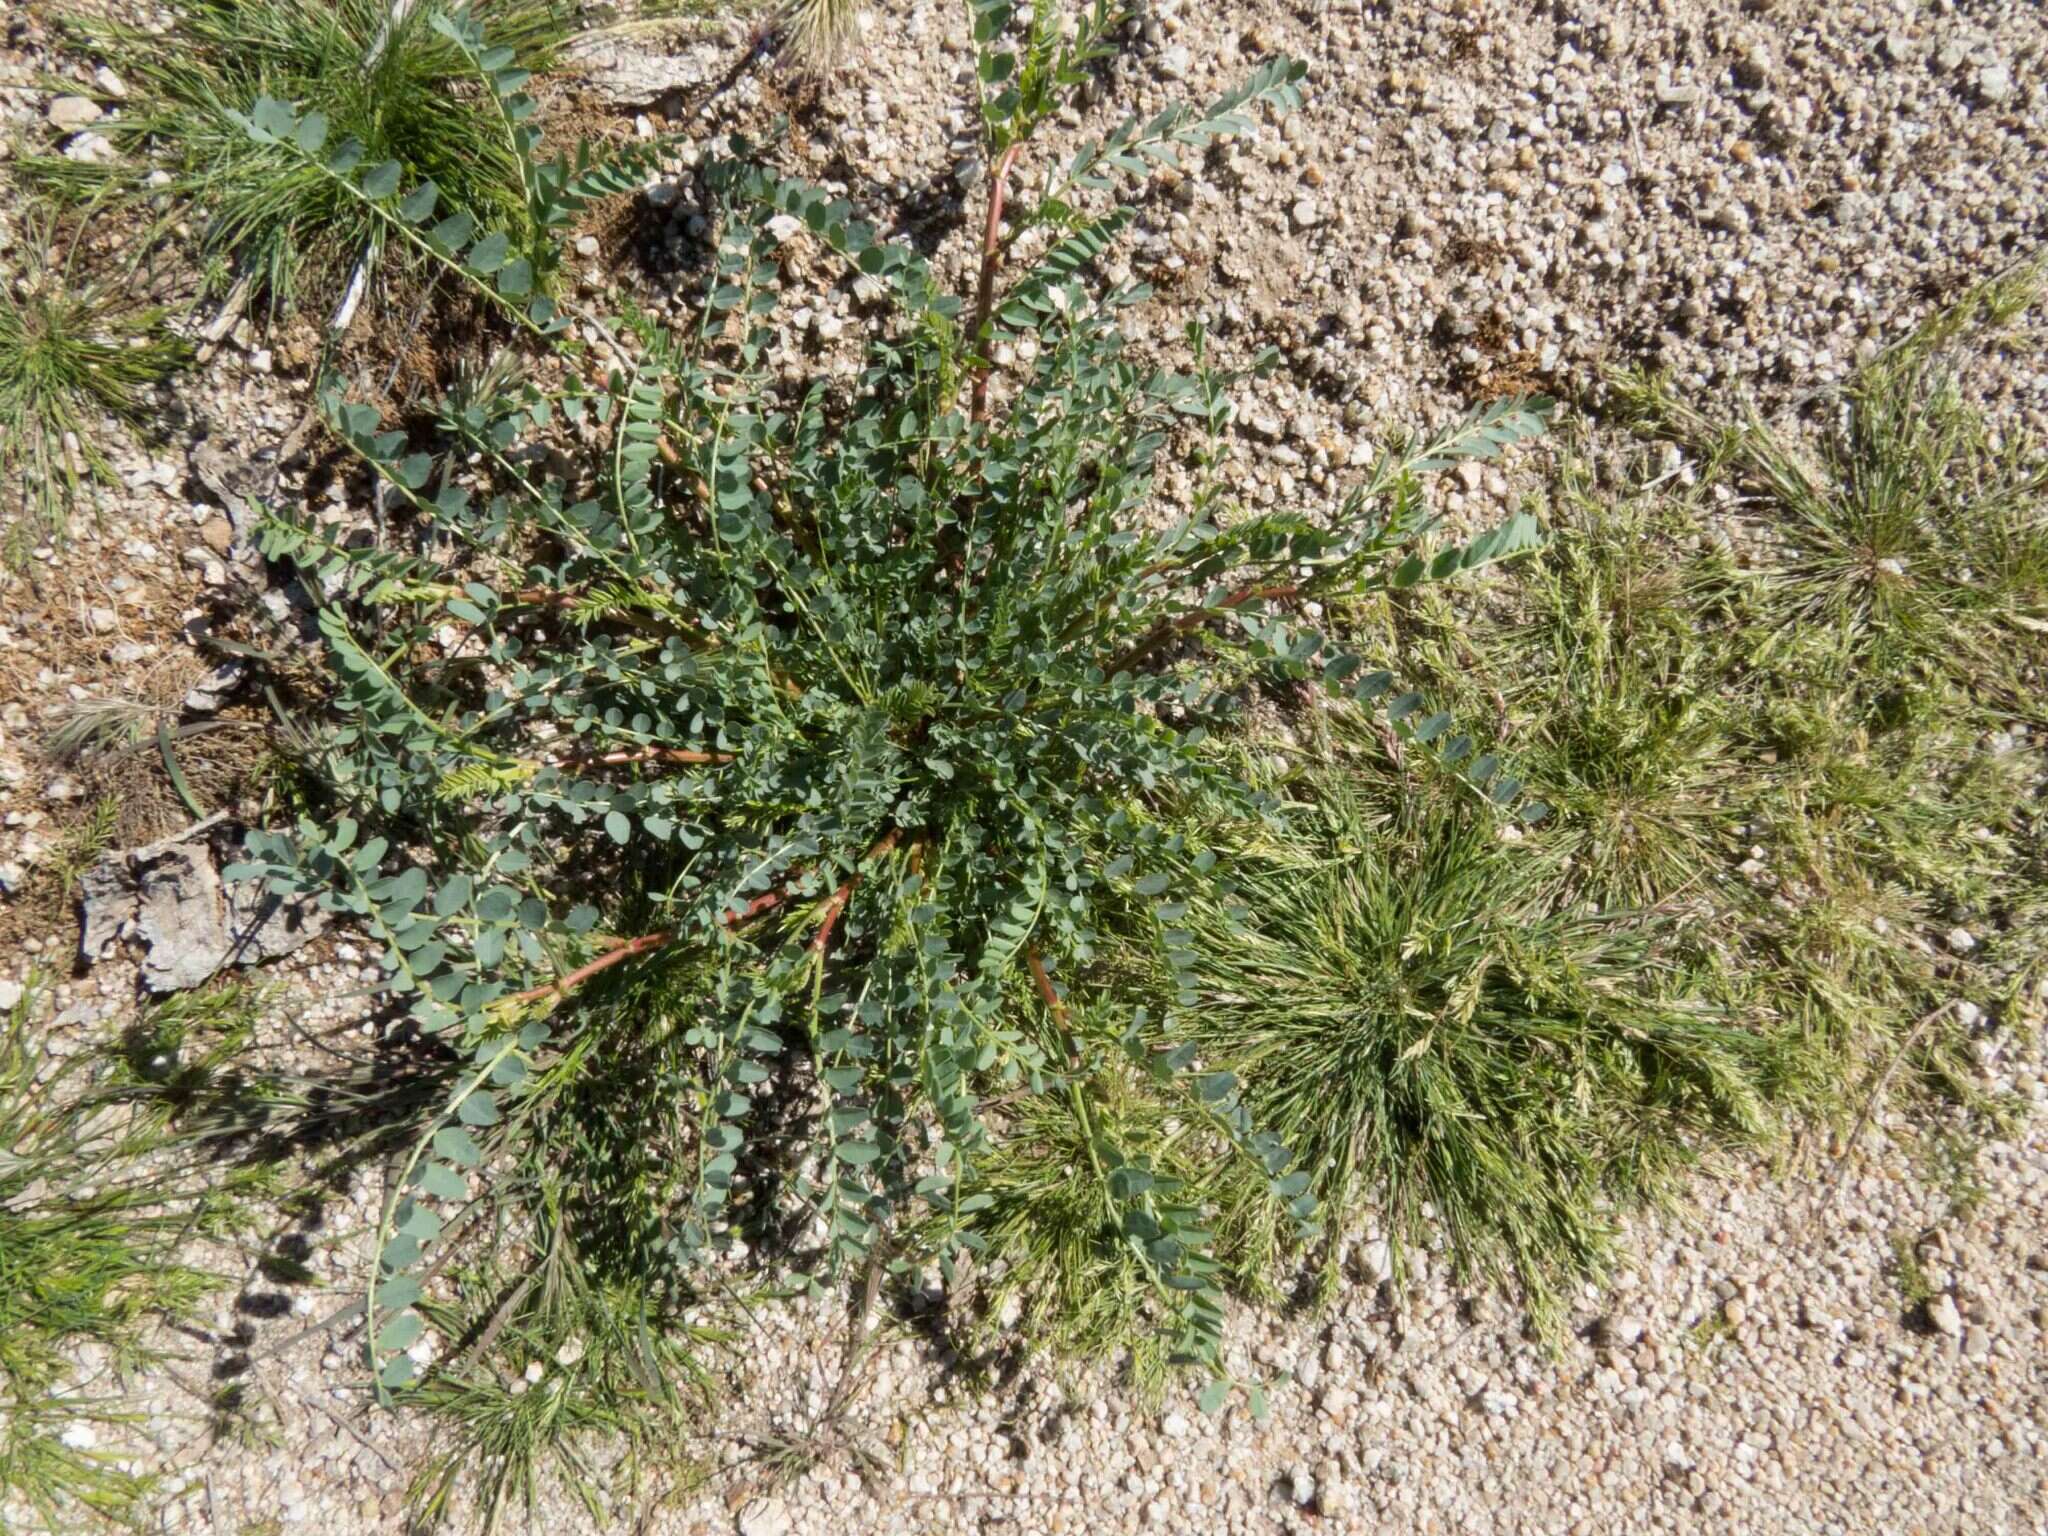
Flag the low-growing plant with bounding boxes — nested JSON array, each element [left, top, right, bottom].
[[1179, 771, 1778, 1329], [42, 795, 122, 901], [60, 0, 599, 326], [1328, 447, 1762, 914], [1624, 254, 2048, 717], [1464, 479, 1745, 909], [1623, 266, 2048, 1118], [407, 1222, 722, 1532], [227, 5, 1557, 1406], [1370, 272, 2048, 1164], [1207, 277, 2048, 1321], [0, 210, 189, 558], [0, 983, 220, 1535], [1888, 1228, 1937, 1310], [781, 0, 859, 61], [954, 1049, 1250, 1403]]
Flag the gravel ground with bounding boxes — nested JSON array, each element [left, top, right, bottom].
[[583, 0, 2048, 451], [9, 948, 2046, 1536], [4, 0, 2048, 1531]]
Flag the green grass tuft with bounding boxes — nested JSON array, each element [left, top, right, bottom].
[[781, 0, 859, 62], [408, 1229, 720, 1534], [63, 0, 577, 321], [0, 982, 221, 1535], [957, 1051, 1237, 1401], [1489, 482, 1747, 908], [0, 214, 189, 557], [1622, 254, 2048, 716], [1180, 776, 1778, 1329]]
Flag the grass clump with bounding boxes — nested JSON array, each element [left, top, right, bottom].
[[1342, 460, 1752, 913], [956, 1050, 1245, 1401], [1627, 255, 2048, 712], [781, 0, 859, 62], [408, 1227, 721, 1532], [0, 214, 189, 556], [1182, 774, 1777, 1327], [0, 984, 220, 1534], [1115, 266, 2047, 1340], [1484, 482, 1746, 909], [64, 0, 579, 323], [1685, 267, 2048, 1107]]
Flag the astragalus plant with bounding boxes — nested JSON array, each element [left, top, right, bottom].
[[228, 2, 1553, 1403]]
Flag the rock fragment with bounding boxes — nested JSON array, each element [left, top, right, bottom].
[[79, 815, 325, 992], [1926, 1293, 1963, 1337], [48, 95, 102, 130]]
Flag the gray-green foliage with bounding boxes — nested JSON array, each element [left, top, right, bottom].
[[228, 8, 1553, 1401], [58, 0, 590, 321]]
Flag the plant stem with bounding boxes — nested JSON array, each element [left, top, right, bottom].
[[1027, 945, 1081, 1068], [499, 889, 785, 1009], [967, 143, 1026, 423], [504, 929, 677, 1007], [549, 746, 736, 769], [811, 827, 904, 956], [1100, 580, 1301, 676], [502, 830, 902, 1009], [1025, 945, 1067, 1024], [1825, 1001, 1954, 1204]]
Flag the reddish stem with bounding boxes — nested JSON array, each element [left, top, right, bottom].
[[1027, 945, 1083, 1067], [507, 585, 589, 610], [967, 143, 1027, 424], [553, 746, 737, 769], [503, 930, 675, 1007], [501, 829, 901, 1012], [1102, 580, 1301, 676], [810, 828, 904, 957], [1025, 946, 1067, 1025], [728, 888, 789, 925], [501, 882, 787, 1009]]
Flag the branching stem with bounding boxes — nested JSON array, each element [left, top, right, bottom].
[[502, 830, 902, 1009]]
